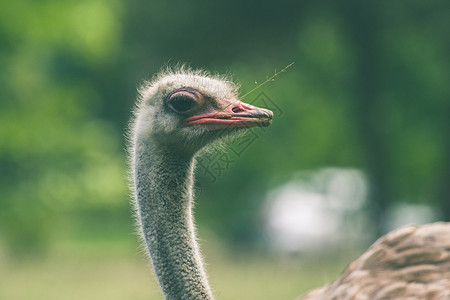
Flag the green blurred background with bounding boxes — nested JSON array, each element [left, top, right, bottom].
[[0, 0, 449, 299]]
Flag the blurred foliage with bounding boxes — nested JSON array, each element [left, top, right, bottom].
[[0, 0, 126, 252], [0, 0, 449, 254]]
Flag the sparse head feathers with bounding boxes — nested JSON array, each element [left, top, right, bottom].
[[138, 67, 238, 108], [129, 67, 240, 154]]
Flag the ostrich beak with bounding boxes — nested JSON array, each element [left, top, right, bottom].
[[185, 100, 273, 130]]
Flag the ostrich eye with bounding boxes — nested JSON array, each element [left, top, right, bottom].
[[168, 91, 198, 114]]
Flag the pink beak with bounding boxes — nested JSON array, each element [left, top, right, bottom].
[[184, 100, 273, 130]]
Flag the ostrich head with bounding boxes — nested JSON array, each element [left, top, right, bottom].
[[132, 68, 273, 154]]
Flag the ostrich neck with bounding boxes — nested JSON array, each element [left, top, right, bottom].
[[134, 141, 214, 300]]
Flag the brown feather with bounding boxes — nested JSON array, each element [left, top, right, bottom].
[[299, 222, 450, 300]]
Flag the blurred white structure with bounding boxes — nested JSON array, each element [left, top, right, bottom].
[[263, 168, 368, 253], [263, 168, 439, 254]]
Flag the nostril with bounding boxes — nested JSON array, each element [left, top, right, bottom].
[[232, 107, 243, 113]]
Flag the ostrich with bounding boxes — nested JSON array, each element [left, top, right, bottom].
[[128, 67, 450, 299]]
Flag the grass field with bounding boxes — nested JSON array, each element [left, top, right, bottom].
[[0, 234, 354, 300]]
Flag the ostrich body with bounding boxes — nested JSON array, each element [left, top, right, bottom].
[[129, 68, 450, 299], [300, 222, 450, 299]]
